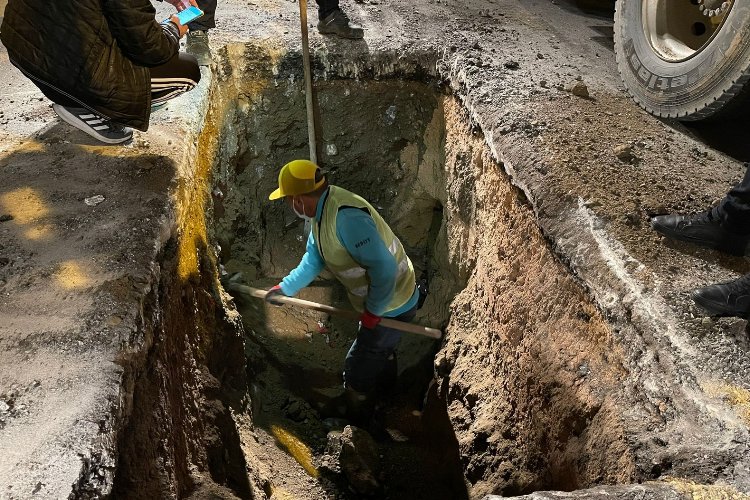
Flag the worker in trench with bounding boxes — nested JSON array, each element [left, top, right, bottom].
[[265, 159, 420, 423]]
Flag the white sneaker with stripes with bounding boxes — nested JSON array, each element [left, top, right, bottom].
[[52, 104, 133, 145]]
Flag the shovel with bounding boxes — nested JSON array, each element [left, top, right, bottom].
[[223, 281, 443, 340]]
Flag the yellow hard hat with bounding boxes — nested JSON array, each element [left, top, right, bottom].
[[268, 159, 326, 200]]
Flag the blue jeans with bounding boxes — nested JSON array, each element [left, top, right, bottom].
[[343, 305, 417, 394]]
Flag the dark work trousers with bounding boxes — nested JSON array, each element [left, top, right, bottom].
[[719, 163, 750, 232], [316, 0, 340, 19], [344, 304, 417, 394], [29, 53, 200, 115], [188, 0, 217, 31], [187, 0, 341, 31]]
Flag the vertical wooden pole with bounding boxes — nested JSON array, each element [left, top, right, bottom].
[[299, 0, 317, 163]]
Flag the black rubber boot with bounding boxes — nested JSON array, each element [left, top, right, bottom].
[[692, 273, 750, 318], [651, 207, 750, 256], [317, 9, 364, 39]]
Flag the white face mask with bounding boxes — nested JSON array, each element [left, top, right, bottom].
[[292, 197, 311, 221]]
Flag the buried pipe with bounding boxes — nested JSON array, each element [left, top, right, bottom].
[[225, 282, 443, 339]]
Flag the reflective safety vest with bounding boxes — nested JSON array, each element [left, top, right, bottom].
[[312, 186, 415, 313]]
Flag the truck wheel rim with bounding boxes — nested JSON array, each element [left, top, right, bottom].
[[642, 0, 733, 62]]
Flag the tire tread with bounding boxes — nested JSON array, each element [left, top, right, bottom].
[[614, 0, 750, 121]]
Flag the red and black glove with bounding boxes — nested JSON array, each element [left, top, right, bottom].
[[265, 285, 286, 306], [359, 310, 381, 330]]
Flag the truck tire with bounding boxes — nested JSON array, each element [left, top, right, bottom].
[[614, 0, 750, 121]]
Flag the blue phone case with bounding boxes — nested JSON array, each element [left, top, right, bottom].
[[163, 6, 204, 26]]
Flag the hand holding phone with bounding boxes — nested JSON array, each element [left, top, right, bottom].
[[167, 14, 189, 38], [163, 6, 204, 26]]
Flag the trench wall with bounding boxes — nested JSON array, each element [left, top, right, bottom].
[[110, 243, 250, 498], [107, 57, 255, 497], [433, 98, 637, 496]]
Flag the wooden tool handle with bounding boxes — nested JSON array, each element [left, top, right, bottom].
[[298, 0, 318, 163], [225, 283, 443, 340]]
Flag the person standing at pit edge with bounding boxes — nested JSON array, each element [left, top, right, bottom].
[[181, 0, 215, 66], [183, 0, 365, 65], [1, 0, 201, 144], [313, 0, 365, 39], [651, 163, 750, 317], [154, 0, 217, 66], [265, 160, 419, 422]]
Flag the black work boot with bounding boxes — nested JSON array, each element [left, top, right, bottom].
[[317, 9, 364, 39], [651, 207, 750, 256], [692, 273, 750, 318], [187, 30, 211, 66]]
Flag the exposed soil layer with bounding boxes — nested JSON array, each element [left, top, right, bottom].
[[111, 242, 250, 499], [434, 98, 634, 496]]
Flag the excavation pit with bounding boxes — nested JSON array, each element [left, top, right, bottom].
[[211, 71, 469, 499], [195, 44, 636, 498]]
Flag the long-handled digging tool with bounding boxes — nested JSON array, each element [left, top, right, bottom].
[[224, 282, 443, 340], [299, 0, 317, 163]]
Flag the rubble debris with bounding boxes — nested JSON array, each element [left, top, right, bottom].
[[565, 80, 590, 98], [283, 396, 318, 423], [613, 144, 635, 163], [320, 426, 381, 496], [84, 195, 106, 207]]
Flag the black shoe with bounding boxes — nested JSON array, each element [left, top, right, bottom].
[[651, 207, 750, 256], [52, 104, 132, 144], [187, 29, 211, 66], [692, 273, 750, 318], [317, 9, 364, 39]]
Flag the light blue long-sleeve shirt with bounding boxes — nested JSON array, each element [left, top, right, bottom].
[[279, 189, 418, 317]]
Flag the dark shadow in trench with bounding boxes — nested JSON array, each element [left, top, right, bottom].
[[236, 286, 468, 500]]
